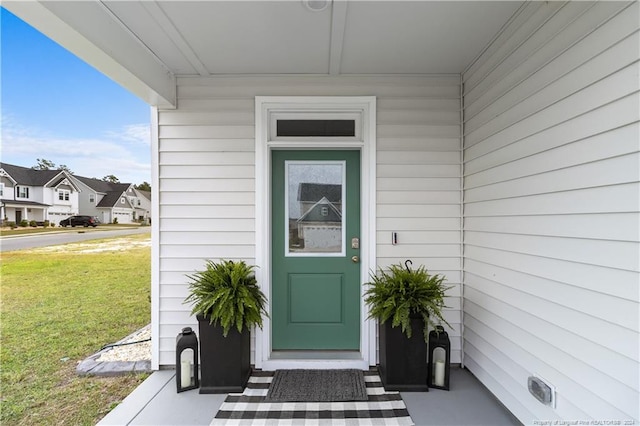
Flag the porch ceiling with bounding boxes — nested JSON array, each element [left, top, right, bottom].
[[4, 0, 523, 108]]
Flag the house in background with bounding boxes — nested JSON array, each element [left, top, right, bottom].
[[0, 162, 80, 224], [72, 175, 138, 224], [298, 183, 342, 216], [290, 182, 344, 252], [0, 162, 148, 225], [133, 188, 152, 223], [5, 1, 638, 423]]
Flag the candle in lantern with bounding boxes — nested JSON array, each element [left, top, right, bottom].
[[434, 360, 445, 387], [181, 360, 191, 388]]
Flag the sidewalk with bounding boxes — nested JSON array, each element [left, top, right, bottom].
[[0, 224, 145, 238]]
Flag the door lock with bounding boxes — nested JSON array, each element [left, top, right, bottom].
[[351, 237, 360, 249], [351, 256, 360, 263]]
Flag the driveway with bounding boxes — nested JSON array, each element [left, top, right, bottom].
[[0, 227, 151, 252]]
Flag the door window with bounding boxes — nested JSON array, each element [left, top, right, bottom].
[[285, 161, 345, 256]]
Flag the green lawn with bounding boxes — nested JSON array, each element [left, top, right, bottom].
[[0, 234, 151, 425]]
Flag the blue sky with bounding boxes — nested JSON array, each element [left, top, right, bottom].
[[1, 7, 151, 185]]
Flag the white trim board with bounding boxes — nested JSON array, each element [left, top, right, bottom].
[[150, 106, 161, 370], [255, 96, 377, 370]]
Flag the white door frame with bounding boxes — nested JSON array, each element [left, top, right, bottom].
[[255, 96, 376, 370]]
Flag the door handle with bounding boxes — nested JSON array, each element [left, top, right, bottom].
[[351, 256, 360, 263]]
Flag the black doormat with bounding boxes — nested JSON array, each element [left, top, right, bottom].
[[265, 369, 368, 402]]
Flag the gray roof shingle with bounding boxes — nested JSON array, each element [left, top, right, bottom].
[[0, 163, 134, 209], [298, 183, 342, 203], [0, 163, 66, 186], [73, 175, 132, 208]]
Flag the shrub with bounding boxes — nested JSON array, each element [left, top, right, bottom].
[[185, 260, 268, 336], [112, 217, 119, 224], [7, 221, 16, 229], [43, 220, 50, 228], [29, 220, 37, 227], [364, 261, 452, 342], [19, 220, 29, 228]]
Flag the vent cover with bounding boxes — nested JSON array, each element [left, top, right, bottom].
[[304, 0, 329, 12], [528, 375, 555, 408]]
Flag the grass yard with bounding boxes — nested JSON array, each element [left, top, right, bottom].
[[0, 233, 151, 425]]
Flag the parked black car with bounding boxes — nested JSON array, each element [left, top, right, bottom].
[[59, 215, 100, 227]]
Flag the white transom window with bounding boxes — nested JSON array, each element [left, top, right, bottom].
[[269, 112, 362, 142]]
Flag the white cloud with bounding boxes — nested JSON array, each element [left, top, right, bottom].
[[105, 123, 151, 146], [1, 116, 151, 184]]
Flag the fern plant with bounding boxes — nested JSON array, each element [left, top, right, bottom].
[[184, 260, 268, 337], [364, 261, 452, 342]]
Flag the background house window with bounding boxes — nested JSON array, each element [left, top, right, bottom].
[[89, 194, 95, 203], [17, 186, 29, 198], [0, 183, 4, 197]]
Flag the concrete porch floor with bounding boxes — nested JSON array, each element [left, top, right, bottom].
[[98, 367, 522, 426]]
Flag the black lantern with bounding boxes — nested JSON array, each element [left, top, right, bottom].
[[176, 327, 199, 392], [427, 325, 450, 390]]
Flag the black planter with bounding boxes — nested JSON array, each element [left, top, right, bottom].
[[196, 314, 251, 394], [378, 316, 429, 391]]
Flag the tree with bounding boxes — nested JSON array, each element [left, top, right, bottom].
[[102, 175, 120, 183], [32, 158, 56, 170], [134, 181, 151, 191], [58, 164, 73, 174], [31, 159, 73, 174]]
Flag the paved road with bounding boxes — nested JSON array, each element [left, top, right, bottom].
[[0, 227, 151, 252]]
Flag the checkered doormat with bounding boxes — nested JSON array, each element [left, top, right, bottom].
[[211, 370, 414, 425]]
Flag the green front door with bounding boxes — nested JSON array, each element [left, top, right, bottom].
[[271, 150, 361, 350]]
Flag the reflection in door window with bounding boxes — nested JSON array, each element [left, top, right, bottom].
[[286, 161, 345, 255]]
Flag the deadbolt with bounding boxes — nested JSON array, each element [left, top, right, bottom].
[[351, 256, 360, 263]]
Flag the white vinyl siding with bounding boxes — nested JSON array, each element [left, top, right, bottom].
[[156, 75, 462, 366], [462, 2, 639, 424]]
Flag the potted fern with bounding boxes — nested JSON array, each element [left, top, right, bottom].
[[184, 260, 267, 393], [364, 260, 451, 391]]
